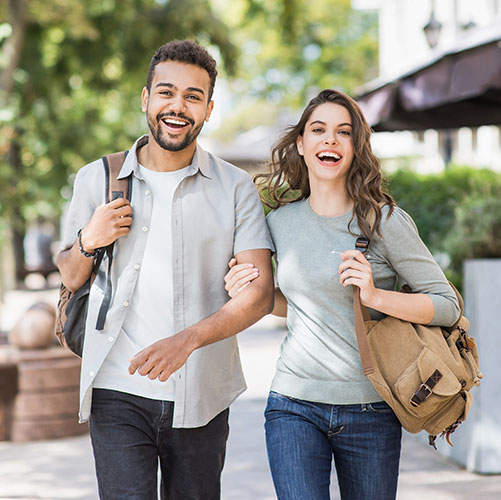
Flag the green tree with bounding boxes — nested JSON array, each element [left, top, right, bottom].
[[0, 0, 238, 284], [213, 0, 378, 106]]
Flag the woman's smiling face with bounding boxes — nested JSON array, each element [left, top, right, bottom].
[[296, 102, 354, 187]]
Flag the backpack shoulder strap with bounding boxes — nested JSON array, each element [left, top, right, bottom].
[[102, 150, 131, 202], [95, 150, 130, 331]]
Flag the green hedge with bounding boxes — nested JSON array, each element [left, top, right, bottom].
[[386, 166, 501, 255], [386, 166, 501, 288]]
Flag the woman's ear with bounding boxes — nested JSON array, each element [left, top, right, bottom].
[[296, 135, 304, 156]]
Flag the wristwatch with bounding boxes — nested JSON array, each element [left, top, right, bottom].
[[77, 228, 101, 258]]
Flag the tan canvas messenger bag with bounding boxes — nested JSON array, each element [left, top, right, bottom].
[[353, 235, 482, 448]]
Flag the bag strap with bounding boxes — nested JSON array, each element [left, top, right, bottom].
[[352, 233, 466, 376], [353, 236, 375, 375], [95, 151, 131, 330]]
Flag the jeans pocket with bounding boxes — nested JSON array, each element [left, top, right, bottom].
[[367, 401, 394, 413]]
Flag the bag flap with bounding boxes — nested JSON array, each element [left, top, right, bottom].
[[418, 348, 461, 397]]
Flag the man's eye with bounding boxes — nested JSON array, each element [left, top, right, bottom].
[[187, 95, 201, 101]]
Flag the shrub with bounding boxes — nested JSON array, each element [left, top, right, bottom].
[[387, 166, 501, 255], [444, 195, 501, 273]]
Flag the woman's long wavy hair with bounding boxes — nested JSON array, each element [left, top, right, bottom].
[[255, 89, 395, 239]]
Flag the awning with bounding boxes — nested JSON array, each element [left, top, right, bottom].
[[356, 25, 501, 131]]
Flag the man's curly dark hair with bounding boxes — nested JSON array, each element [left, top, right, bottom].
[[146, 40, 218, 100]]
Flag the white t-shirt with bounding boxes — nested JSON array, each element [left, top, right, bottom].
[[94, 164, 191, 400]]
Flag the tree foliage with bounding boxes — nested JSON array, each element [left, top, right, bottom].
[[212, 0, 378, 106]]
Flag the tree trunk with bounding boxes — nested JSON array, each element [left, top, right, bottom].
[[8, 139, 27, 286], [0, 0, 28, 96]]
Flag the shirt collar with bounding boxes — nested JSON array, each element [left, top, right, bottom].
[[117, 135, 212, 180]]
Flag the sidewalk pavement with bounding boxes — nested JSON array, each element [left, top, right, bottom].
[[1, 290, 501, 499]]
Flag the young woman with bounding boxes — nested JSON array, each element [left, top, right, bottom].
[[224, 89, 460, 500]]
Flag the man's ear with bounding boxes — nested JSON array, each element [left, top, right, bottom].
[[296, 135, 304, 156], [205, 100, 214, 122], [141, 87, 149, 112]]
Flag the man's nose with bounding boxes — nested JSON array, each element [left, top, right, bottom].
[[169, 95, 186, 113]]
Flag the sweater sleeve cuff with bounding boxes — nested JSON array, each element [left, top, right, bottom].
[[428, 293, 461, 328]]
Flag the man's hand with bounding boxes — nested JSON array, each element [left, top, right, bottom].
[[57, 198, 133, 292], [128, 333, 194, 382], [129, 248, 273, 382], [80, 198, 133, 253]]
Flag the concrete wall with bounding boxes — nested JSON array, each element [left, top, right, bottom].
[[433, 259, 501, 473]]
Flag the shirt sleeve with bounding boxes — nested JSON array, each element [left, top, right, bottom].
[[233, 174, 275, 256], [60, 161, 105, 251], [377, 206, 461, 327]]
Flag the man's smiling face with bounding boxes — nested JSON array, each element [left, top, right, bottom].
[[142, 60, 214, 152]]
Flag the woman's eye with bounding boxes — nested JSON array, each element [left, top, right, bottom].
[[339, 130, 351, 136], [312, 128, 324, 133]]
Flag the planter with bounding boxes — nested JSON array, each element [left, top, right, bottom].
[[0, 346, 87, 442], [433, 259, 501, 473]]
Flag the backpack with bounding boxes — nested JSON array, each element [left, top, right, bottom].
[[353, 235, 483, 447], [55, 151, 131, 357]]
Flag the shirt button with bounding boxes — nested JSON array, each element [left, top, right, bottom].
[[142, 226, 148, 232], [134, 264, 140, 270], [123, 301, 129, 307], [90, 371, 95, 377], [145, 190, 151, 196], [108, 337, 114, 342]]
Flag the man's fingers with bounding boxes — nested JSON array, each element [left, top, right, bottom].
[[117, 216, 133, 227], [128, 350, 147, 374], [116, 204, 133, 217], [107, 197, 131, 208]]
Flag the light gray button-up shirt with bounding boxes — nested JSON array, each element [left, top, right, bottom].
[[61, 135, 274, 428]]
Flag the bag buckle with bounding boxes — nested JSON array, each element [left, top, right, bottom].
[[410, 369, 442, 407], [355, 236, 370, 255]]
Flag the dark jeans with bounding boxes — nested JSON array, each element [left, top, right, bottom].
[[265, 391, 402, 500], [89, 388, 229, 500]]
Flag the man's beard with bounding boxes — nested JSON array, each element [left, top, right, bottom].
[[148, 112, 204, 152]]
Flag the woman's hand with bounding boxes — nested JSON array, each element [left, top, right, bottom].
[[338, 249, 377, 307], [224, 258, 259, 298]]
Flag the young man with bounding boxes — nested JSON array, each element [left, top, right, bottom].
[[57, 40, 274, 500]]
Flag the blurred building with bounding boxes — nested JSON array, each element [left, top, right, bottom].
[[354, 0, 501, 172]]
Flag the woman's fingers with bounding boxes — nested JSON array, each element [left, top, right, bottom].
[[226, 268, 259, 297], [339, 268, 367, 286], [224, 262, 260, 297]]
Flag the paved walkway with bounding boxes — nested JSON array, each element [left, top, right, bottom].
[[1, 290, 501, 499]]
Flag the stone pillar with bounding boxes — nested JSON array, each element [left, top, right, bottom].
[[435, 259, 501, 473]]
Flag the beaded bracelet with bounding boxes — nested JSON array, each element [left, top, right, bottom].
[[77, 228, 100, 258]]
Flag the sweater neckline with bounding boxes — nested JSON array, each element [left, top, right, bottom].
[[303, 198, 353, 222]]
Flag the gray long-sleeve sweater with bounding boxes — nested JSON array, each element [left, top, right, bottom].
[[266, 199, 460, 405]]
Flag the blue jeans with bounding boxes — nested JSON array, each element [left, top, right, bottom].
[[89, 389, 229, 500], [264, 391, 402, 500]]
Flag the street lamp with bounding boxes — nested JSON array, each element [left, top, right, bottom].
[[423, 2, 442, 49]]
